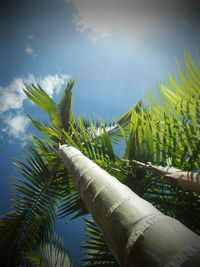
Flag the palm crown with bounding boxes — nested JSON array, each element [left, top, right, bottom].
[[0, 51, 199, 266]]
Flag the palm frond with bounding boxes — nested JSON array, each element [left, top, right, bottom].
[[0, 211, 26, 266], [81, 218, 118, 266], [27, 233, 72, 267], [117, 100, 143, 126], [58, 79, 75, 131], [28, 116, 62, 142], [59, 191, 88, 221], [118, 52, 200, 233], [24, 83, 61, 128], [0, 146, 63, 265]]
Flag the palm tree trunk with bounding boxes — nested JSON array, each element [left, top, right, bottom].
[[58, 145, 200, 267], [129, 159, 200, 192]]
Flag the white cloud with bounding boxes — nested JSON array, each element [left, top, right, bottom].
[[72, 0, 192, 42], [0, 73, 69, 114], [2, 113, 30, 141], [73, 12, 111, 42], [0, 75, 34, 113], [0, 73, 69, 142], [25, 44, 36, 60], [72, 0, 154, 41], [28, 35, 35, 40], [39, 74, 70, 97]]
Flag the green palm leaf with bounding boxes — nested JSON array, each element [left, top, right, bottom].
[[27, 233, 72, 267], [59, 191, 88, 221], [81, 218, 118, 266], [118, 52, 200, 233], [0, 146, 63, 265], [24, 83, 61, 128], [28, 116, 63, 142], [58, 79, 75, 131]]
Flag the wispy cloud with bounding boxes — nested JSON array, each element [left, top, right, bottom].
[[0, 73, 70, 142], [72, 0, 149, 42], [0, 75, 33, 113], [25, 44, 36, 60], [25, 34, 36, 60], [73, 13, 111, 42], [28, 34, 35, 40], [0, 73, 69, 114], [2, 113, 30, 141], [72, 0, 196, 42], [39, 74, 70, 97]]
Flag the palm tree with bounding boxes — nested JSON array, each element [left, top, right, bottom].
[[0, 51, 200, 266]]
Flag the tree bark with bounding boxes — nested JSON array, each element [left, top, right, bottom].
[[130, 159, 200, 192], [58, 145, 200, 267]]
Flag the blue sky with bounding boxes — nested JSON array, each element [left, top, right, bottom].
[[0, 0, 200, 263]]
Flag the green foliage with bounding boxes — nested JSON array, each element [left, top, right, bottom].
[[117, 51, 200, 233], [0, 146, 63, 266], [24, 83, 61, 128], [27, 234, 72, 267], [1, 52, 200, 266], [59, 191, 88, 221], [81, 218, 118, 266], [59, 79, 75, 131], [24, 79, 76, 142], [120, 52, 200, 169], [28, 116, 62, 142]]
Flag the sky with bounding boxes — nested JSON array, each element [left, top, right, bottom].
[[0, 0, 200, 264]]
